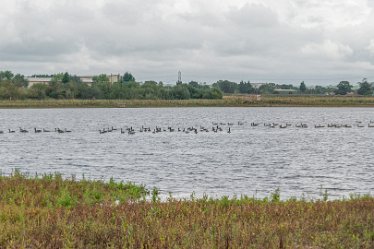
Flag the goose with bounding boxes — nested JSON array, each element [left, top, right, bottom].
[[8, 129, 15, 133], [128, 130, 135, 135], [34, 128, 42, 133], [64, 129, 72, 133], [55, 128, 64, 133], [19, 128, 28, 133], [227, 127, 231, 133]]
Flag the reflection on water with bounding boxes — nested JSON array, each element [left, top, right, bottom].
[[0, 107, 373, 199]]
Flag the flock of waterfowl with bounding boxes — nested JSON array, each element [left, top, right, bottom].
[[258, 121, 374, 129], [0, 127, 72, 134], [99, 125, 232, 135], [2, 121, 374, 135]]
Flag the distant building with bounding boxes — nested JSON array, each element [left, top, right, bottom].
[[79, 76, 94, 85], [108, 74, 121, 84], [26, 77, 52, 87], [251, 83, 268, 89], [26, 74, 121, 88], [274, 89, 298, 95]]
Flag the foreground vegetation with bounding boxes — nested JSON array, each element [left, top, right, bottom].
[[2, 95, 374, 108], [0, 172, 373, 248]]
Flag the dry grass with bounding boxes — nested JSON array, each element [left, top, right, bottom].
[[2, 96, 374, 108], [0, 172, 373, 248]]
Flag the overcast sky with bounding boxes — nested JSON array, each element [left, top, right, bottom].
[[1, 0, 374, 85]]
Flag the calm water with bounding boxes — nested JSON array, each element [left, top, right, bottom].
[[0, 107, 373, 199]]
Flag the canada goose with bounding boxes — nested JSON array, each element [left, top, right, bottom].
[[34, 128, 42, 133], [128, 130, 135, 135], [64, 129, 72, 133], [227, 127, 231, 133], [55, 128, 65, 133], [19, 128, 28, 133], [8, 129, 15, 133]]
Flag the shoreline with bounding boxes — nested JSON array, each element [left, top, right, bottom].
[[0, 173, 373, 248], [2, 96, 374, 108]]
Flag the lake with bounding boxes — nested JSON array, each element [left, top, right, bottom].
[[0, 107, 373, 199]]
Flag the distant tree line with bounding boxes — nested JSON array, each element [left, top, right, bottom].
[[0, 71, 222, 100], [213, 79, 374, 96], [1, 70, 373, 100]]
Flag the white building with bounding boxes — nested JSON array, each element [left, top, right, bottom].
[[26, 74, 121, 87]]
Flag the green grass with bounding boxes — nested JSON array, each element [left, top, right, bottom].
[[2, 95, 374, 108], [0, 172, 373, 248]]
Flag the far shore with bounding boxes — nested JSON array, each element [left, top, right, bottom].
[[2, 95, 374, 108]]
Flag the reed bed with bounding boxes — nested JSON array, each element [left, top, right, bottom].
[[0, 173, 373, 248], [2, 96, 374, 108]]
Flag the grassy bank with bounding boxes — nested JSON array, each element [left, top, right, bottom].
[[2, 96, 374, 108], [0, 173, 373, 248]]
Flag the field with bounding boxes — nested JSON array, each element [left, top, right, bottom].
[[0, 172, 373, 248], [2, 96, 374, 108]]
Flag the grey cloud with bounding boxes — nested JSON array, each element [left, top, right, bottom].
[[1, 0, 374, 84]]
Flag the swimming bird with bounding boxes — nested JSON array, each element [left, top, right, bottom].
[[56, 128, 65, 133], [8, 129, 15, 133], [34, 128, 42, 133], [19, 128, 28, 133], [64, 129, 72, 133]]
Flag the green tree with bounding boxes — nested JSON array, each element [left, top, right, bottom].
[[123, 72, 135, 82], [299, 81, 306, 93], [213, 80, 238, 93], [28, 83, 48, 99], [62, 72, 70, 84], [12, 74, 28, 88], [238, 81, 254, 94], [357, 78, 373, 96], [258, 83, 276, 94], [0, 71, 14, 81], [335, 81, 352, 95]]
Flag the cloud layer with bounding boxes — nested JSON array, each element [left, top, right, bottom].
[[1, 0, 374, 84]]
